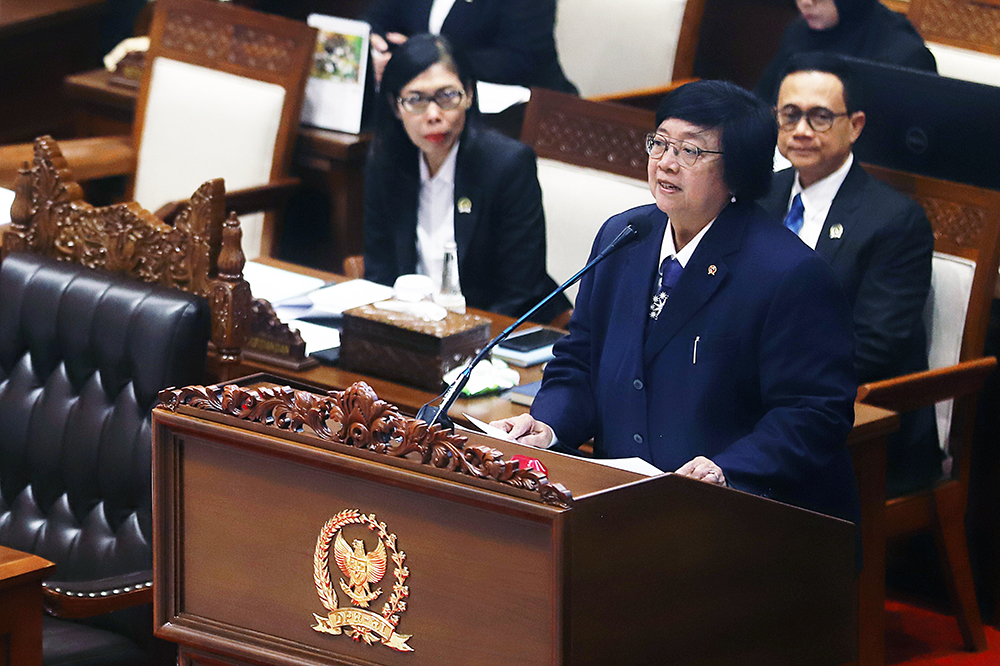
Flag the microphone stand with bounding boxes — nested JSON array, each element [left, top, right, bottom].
[[415, 222, 646, 431]]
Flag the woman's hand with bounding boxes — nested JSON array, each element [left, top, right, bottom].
[[489, 413, 555, 449], [675, 456, 727, 486], [371, 32, 408, 84]]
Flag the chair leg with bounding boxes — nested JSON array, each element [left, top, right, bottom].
[[931, 489, 988, 652]]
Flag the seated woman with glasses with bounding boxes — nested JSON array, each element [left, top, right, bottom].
[[363, 34, 568, 323], [491, 80, 861, 525]]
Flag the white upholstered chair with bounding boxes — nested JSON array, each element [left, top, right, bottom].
[[520, 89, 655, 304], [858, 163, 1000, 653], [0, 0, 316, 260], [554, 0, 706, 100]]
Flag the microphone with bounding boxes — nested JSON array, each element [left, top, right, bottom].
[[416, 217, 654, 430]]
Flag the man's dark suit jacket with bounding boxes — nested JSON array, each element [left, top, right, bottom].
[[532, 201, 861, 524], [365, 0, 577, 93], [759, 161, 941, 496], [364, 126, 568, 322]]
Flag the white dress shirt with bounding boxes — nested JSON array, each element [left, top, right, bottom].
[[428, 0, 459, 33], [416, 142, 460, 289], [787, 153, 854, 250], [659, 218, 716, 269]]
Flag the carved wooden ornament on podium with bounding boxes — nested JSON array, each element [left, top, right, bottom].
[[0, 135, 318, 373]]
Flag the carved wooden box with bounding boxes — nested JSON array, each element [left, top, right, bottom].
[[339, 304, 491, 391]]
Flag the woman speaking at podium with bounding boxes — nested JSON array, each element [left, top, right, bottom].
[[363, 34, 568, 323], [493, 80, 861, 524]]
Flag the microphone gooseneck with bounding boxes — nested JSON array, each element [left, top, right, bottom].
[[415, 217, 654, 430]]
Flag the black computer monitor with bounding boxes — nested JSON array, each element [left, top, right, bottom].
[[845, 56, 1000, 191]]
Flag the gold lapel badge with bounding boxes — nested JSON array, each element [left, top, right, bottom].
[[312, 509, 413, 652], [457, 197, 472, 214], [707, 264, 717, 276], [829, 223, 844, 239]]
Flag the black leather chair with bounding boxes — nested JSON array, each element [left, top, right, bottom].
[[0, 252, 211, 666]]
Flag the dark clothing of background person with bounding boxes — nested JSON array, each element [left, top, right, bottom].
[[756, 0, 936, 102], [760, 162, 942, 497], [364, 125, 570, 323], [364, 0, 578, 94]]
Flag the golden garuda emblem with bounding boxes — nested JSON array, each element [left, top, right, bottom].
[[312, 509, 412, 652]]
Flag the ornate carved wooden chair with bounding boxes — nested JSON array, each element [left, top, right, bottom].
[[3, 135, 253, 377], [519, 88, 654, 311], [0, 248, 211, 666], [858, 164, 1000, 652], [0, 0, 316, 260]]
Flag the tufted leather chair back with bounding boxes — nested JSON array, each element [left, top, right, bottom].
[[0, 252, 210, 582]]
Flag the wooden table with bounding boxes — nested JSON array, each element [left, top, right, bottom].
[[227, 258, 543, 426], [62, 68, 373, 271], [0, 546, 55, 666]]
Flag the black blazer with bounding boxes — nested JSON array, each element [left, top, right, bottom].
[[759, 161, 941, 495], [365, 0, 577, 93], [364, 126, 568, 323]]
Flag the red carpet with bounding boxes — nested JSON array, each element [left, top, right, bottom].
[[887, 599, 1000, 665]]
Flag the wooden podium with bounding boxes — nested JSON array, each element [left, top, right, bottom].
[[152, 375, 858, 666]]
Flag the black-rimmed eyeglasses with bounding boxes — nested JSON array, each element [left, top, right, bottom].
[[775, 105, 850, 132], [645, 133, 723, 168], [397, 88, 466, 114]]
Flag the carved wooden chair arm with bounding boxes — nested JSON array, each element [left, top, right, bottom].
[[42, 570, 154, 619], [343, 254, 364, 279], [0, 135, 136, 189], [154, 175, 301, 223], [856, 357, 997, 413]]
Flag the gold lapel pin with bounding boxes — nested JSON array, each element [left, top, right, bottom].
[[708, 265, 717, 276], [829, 223, 844, 239], [457, 197, 472, 214]]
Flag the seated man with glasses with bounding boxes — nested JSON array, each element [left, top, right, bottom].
[[759, 51, 939, 497], [364, 34, 568, 323]]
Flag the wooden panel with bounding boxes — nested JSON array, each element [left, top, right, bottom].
[[520, 88, 655, 181], [909, 0, 1000, 54], [179, 435, 557, 665]]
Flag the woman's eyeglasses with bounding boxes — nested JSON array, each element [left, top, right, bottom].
[[645, 133, 723, 168], [397, 88, 466, 114], [774, 105, 850, 132]]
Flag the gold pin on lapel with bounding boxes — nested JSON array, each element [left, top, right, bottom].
[[458, 197, 472, 214], [830, 223, 844, 239], [708, 265, 717, 276]]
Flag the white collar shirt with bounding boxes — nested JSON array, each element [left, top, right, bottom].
[[416, 141, 460, 289], [428, 0, 459, 33], [658, 218, 715, 269], [788, 152, 854, 250]]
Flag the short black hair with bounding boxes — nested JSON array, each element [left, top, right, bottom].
[[655, 80, 777, 202], [778, 52, 862, 113]]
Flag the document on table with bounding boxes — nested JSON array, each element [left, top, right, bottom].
[[463, 414, 664, 477], [273, 279, 394, 322], [242, 261, 326, 304]]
